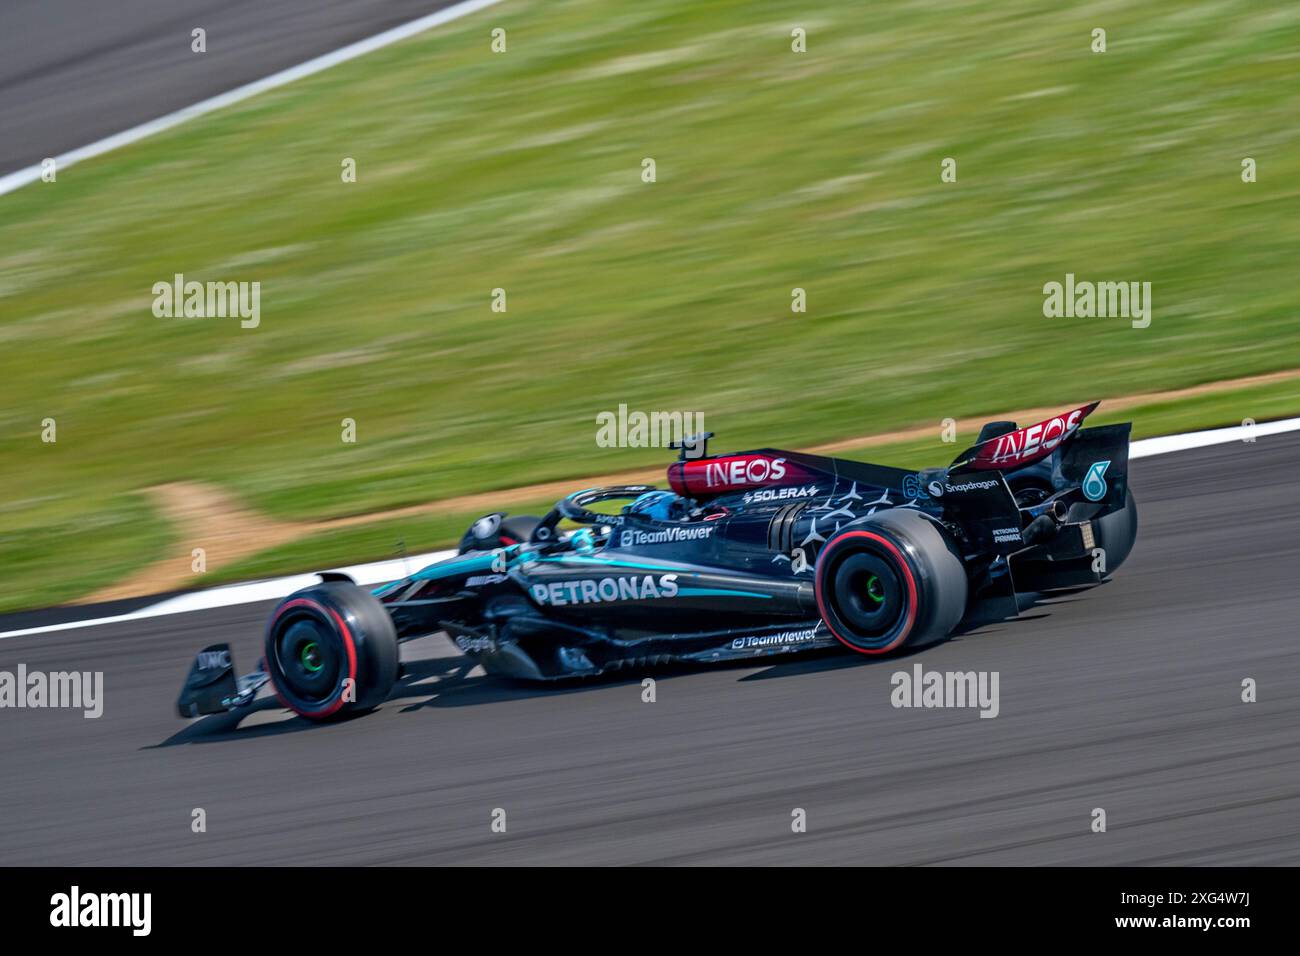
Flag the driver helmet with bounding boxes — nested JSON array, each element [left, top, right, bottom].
[[625, 490, 690, 522], [569, 528, 597, 553]]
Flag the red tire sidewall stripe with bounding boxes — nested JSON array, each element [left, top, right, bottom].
[[268, 597, 358, 718], [815, 530, 918, 654]]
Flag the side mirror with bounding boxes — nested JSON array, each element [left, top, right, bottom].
[[670, 431, 714, 461]]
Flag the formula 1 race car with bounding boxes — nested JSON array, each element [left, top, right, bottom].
[[178, 402, 1136, 721]]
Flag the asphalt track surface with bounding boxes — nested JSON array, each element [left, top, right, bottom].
[[2, 434, 1299, 865], [0, 0, 461, 175], [2, 1, 1298, 867]]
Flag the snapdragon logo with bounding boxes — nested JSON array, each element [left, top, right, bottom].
[[1043, 273, 1151, 328], [0, 665, 102, 718], [595, 405, 706, 457], [152, 272, 261, 328], [890, 663, 999, 718], [50, 886, 151, 936], [943, 478, 999, 493]]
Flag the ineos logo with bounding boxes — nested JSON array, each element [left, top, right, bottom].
[[705, 457, 787, 488], [987, 409, 1085, 466]]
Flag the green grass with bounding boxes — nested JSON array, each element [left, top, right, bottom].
[[2, 0, 1300, 610], [206, 379, 1300, 588], [205, 498, 555, 585], [0, 492, 173, 613], [833, 379, 1300, 467]]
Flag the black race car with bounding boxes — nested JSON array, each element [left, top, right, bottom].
[[178, 402, 1136, 721]]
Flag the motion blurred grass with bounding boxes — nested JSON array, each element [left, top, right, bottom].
[[0, 494, 172, 611], [206, 381, 1300, 586], [2, 0, 1299, 610]]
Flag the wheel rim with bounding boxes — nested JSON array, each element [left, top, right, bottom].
[[830, 552, 904, 641], [815, 530, 921, 654], [300, 641, 323, 672], [276, 617, 342, 702]]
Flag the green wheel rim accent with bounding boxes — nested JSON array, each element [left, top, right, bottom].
[[300, 641, 323, 673], [865, 574, 885, 604]]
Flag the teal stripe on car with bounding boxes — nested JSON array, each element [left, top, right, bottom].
[[678, 588, 772, 599], [535, 555, 681, 572], [410, 554, 497, 581]]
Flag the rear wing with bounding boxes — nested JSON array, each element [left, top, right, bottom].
[[951, 402, 1099, 471], [1055, 421, 1132, 514], [950, 401, 1131, 516]]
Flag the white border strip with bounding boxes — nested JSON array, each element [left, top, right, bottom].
[[0, 0, 506, 198], [1128, 416, 1300, 458], [0, 549, 456, 640], [2, 415, 1298, 640]]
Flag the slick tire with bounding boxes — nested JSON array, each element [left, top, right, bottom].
[[815, 509, 968, 654], [1071, 487, 1138, 576], [264, 581, 399, 720]]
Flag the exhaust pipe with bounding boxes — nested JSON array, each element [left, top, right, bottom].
[[1021, 498, 1070, 546]]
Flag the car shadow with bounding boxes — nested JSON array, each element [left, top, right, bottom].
[[149, 652, 634, 745], [149, 654, 469, 746]]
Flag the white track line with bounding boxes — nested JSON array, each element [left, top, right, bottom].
[[1127, 416, 1300, 458], [2, 415, 1298, 640], [0, 549, 456, 640], [0, 0, 506, 198]]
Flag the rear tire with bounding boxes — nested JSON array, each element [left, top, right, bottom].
[[815, 509, 968, 654], [1018, 487, 1139, 591], [1082, 487, 1138, 575], [264, 581, 399, 720]]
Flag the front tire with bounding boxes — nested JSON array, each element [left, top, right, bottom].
[[264, 581, 399, 720], [815, 509, 968, 654]]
